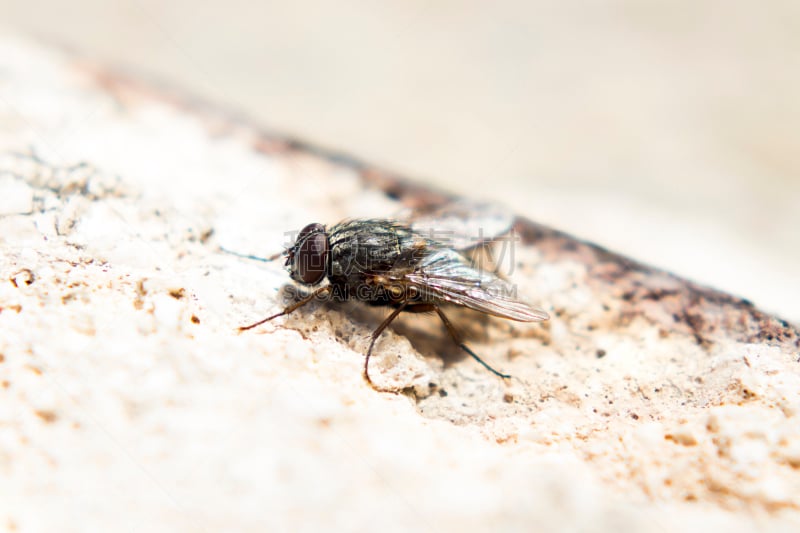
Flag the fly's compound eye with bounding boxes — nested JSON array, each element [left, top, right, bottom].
[[297, 222, 324, 242], [291, 223, 329, 285]]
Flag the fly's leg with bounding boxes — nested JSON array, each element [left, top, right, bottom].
[[364, 301, 408, 387], [219, 246, 284, 263], [399, 304, 512, 380], [238, 285, 331, 332], [433, 306, 511, 380]]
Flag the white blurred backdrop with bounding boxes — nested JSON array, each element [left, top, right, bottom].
[[2, 0, 798, 321]]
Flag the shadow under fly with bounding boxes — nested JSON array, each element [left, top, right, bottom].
[[228, 216, 549, 390]]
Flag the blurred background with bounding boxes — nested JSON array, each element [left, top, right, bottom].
[[2, 0, 798, 321]]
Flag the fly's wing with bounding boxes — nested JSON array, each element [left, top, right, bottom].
[[400, 201, 515, 251], [405, 248, 549, 322]]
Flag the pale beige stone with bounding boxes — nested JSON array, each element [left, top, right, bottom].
[[0, 35, 798, 532]]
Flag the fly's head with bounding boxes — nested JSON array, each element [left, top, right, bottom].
[[286, 223, 329, 286]]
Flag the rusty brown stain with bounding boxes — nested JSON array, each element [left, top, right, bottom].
[[34, 410, 58, 423], [510, 217, 799, 349], [9, 268, 35, 288], [133, 278, 147, 310], [169, 288, 186, 300]]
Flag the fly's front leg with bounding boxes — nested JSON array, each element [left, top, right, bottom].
[[238, 285, 331, 332]]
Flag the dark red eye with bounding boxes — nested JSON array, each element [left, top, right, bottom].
[[291, 223, 329, 285], [297, 222, 324, 242]]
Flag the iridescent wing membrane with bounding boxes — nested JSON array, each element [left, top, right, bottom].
[[401, 200, 516, 252], [405, 241, 549, 323]]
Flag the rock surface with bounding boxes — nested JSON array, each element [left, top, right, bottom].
[[1, 36, 799, 532]]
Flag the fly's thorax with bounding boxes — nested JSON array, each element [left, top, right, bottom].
[[327, 220, 408, 278]]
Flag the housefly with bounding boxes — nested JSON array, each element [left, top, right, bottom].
[[236, 216, 549, 388]]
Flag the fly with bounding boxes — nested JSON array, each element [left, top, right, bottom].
[[236, 218, 549, 388]]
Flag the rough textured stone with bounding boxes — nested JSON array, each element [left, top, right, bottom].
[[1, 36, 799, 532]]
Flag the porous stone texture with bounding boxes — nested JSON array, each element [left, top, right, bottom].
[[1, 36, 799, 532]]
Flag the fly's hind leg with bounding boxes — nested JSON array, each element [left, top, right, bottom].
[[422, 304, 511, 379], [364, 302, 510, 391]]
